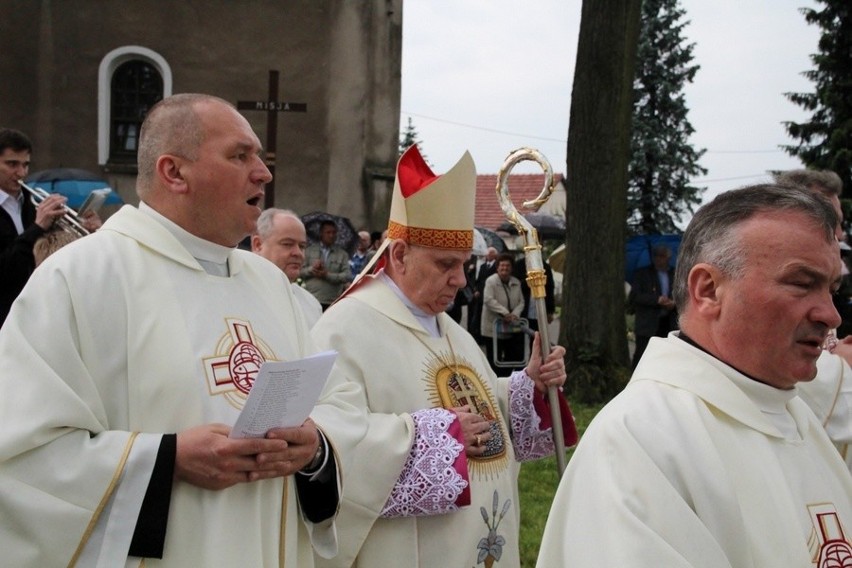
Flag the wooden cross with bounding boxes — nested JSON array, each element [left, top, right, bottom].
[[237, 70, 307, 208]]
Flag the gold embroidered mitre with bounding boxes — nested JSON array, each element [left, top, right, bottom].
[[386, 144, 476, 250]]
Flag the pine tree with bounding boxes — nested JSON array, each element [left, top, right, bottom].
[[399, 117, 421, 155], [627, 0, 706, 235], [783, 0, 852, 195]]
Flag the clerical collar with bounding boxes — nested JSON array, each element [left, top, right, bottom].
[[676, 332, 799, 439], [139, 202, 232, 276], [378, 270, 441, 338]]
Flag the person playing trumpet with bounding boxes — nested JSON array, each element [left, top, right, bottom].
[[0, 127, 101, 325]]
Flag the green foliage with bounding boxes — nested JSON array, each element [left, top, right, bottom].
[[399, 117, 421, 156], [564, 342, 631, 404], [518, 402, 605, 566], [783, 0, 852, 195], [627, 0, 707, 235]]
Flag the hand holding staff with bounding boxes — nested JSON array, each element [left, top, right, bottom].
[[495, 147, 567, 476]]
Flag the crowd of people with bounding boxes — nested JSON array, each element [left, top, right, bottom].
[[0, 93, 849, 567]]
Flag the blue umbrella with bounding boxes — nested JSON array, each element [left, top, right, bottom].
[[625, 234, 682, 285], [26, 168, 123, 208]]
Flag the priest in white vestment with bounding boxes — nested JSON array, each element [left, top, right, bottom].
[[774, 168, 852, 474], [537, 184, 852, 567], [311, 145, 578, 567], [0, 94, 364, 567]]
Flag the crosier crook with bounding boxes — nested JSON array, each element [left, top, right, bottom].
[[495, 147, 567, 476]]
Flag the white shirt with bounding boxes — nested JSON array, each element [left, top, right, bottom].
[[0, 188, 24, 234]]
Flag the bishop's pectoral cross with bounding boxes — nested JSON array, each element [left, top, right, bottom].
[[237, 70, 307, 208]]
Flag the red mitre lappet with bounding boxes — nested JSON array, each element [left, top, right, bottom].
[[339, 144, 477, 299]]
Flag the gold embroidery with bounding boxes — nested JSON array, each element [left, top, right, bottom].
[[68, 432, 140, 568], [415, 331, 510, 479], [388, 220, 472, 250], [279, 477, 289, 566]]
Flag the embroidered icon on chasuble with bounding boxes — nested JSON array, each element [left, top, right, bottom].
[[422, 348, 510, 478], [202, 318, 278, 410], [807, 503, 852, 566]]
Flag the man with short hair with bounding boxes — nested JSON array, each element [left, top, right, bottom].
[[628, 243, 678, 369], [775, 168, 852, 473], [311, 145, 577, 567], [301, 219, 352, 309], [349, 230, 372, 278], [0, 94, 363, 566], [537, 184, 852, 566], [0, 128, 74, 324], [468, 245, 498, 342], [252, 207, 323, 327]]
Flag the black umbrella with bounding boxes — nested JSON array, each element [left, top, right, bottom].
[[26, 168, 123, 208], [474, 226, 508, 253], [497, 212, 565, 240], [301, 211, 359, 255]]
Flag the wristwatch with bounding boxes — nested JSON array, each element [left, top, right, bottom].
[[301, 436, 326, 475]]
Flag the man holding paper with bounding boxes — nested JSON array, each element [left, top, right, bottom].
[[311, 145, 578, 567], [0, 94, 363, 566]]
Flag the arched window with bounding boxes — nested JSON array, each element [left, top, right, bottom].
[[98, 46, 172, 169], [110, 61, 162, 162]]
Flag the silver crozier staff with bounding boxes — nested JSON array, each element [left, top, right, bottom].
[[495, 147, 567, 476]]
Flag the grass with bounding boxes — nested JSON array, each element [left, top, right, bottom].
[[517, 402, 604, 567]]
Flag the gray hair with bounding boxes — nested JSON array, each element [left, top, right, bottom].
[[673, 183, 838, 312], [136, 94, 231, 197], [774, 169, 843, 197], [255, 208, 301, 239]]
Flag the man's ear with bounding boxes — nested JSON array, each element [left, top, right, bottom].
[[387, 240, 408, 273], [250, 234, 261, 253], [688, 263, 723, 317], [155, 155, 189, 195]]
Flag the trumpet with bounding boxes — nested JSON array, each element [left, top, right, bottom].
[[18, 180, 90, 238]]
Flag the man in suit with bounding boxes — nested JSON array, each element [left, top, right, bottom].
[[468, 246, 498, 343], [629, 244, 677, 369], [0, 128, 69, 325]]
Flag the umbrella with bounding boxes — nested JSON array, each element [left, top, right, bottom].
[[26, 168, 123, 208], [301, 211, 359, 255], [496, 212, 565, 240], [472, 228, 488, 257], [474, 226, 507, 253]]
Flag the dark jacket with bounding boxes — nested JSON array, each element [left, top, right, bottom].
[[0, 195, 45, 324], [629, 265, 678, 338]]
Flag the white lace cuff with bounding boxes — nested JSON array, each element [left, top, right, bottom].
[[509, 371, 555, 461], [380, 408, 470, 517]]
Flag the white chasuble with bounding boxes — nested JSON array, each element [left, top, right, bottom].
[[0, 205, 363, 567], [311, 276, 523, 568], [537, 335, 852, 568]]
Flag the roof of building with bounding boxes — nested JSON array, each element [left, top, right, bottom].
[[474, 173, 565, 231]]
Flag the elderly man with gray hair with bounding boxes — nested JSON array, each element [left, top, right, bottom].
[[537, 184, 852, 567], [252, 207, 323, 328]]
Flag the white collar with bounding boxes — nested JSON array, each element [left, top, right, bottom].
[[139, 202, 233, 276], [378, 270, 441, 337]]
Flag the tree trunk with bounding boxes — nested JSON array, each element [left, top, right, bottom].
[[560, 0, 642, 403]]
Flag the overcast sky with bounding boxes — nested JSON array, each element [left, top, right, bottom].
[[400, 0, 821, 222]]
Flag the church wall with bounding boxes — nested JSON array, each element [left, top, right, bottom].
[[0, 0, 401, 229]]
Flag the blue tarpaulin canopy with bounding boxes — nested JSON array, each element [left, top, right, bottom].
[[25, 168, 124, 209], [548, 233, 682, 283], [625, 234, 682, 285]]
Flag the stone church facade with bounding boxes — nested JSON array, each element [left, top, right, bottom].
[[0, 0, 402, 231]]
